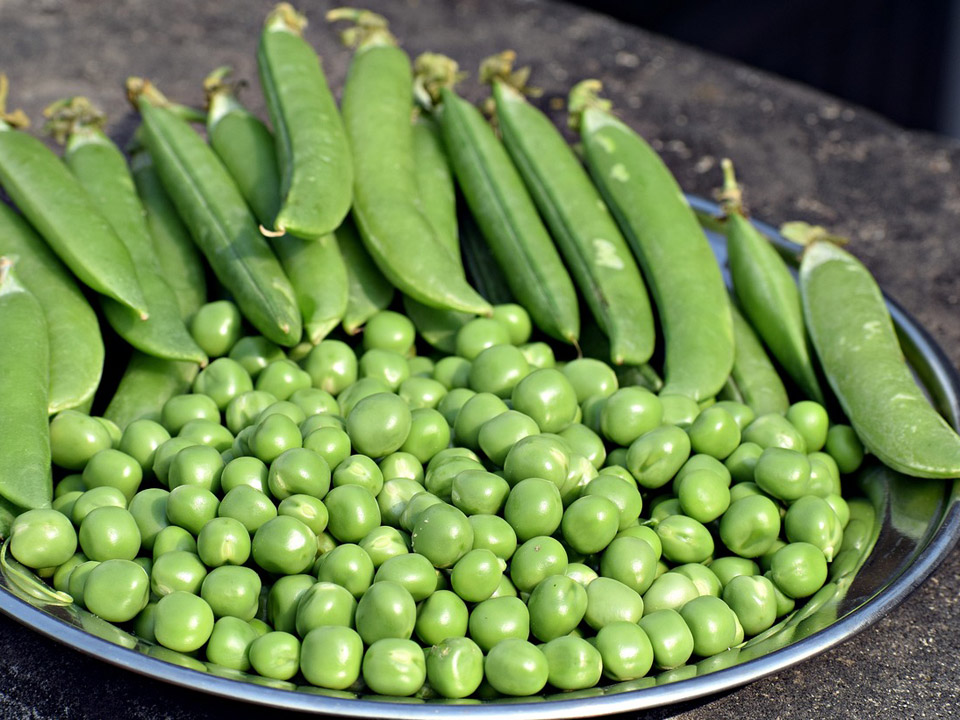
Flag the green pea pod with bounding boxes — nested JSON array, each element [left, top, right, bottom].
[[403, 295, 473, 354], [258, 3, 352, 238], [338, 217, 395, 334], [131, 151, 207, 321], [0, 82, 147, 317], [459, 208, 514, 306], [729, 301, 790, 416], [721, 160, 824, 404], [48, 100, 207, 364], [0, 204, 103, 414], [571, 80, 732, 400], [0, 257, 52, 509], [104, 352, 199, 430], [801, 240, 960, 478], [205, 72, 347, 344], [437, 86, 579, 343], [492, 77, 654, 366], [413, 114, 459, 261], [330, 12, 491, 316], [132, 79, 301, 347]]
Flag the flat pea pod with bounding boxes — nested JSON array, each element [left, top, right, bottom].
[[729, 302, 790, 416], [104, 353, 199, 431], [437, 84, 579, 343], [492, 75, 654, 365], [721, 160, 824, 404], [132, 79, 301, 346], [337, 218, 394, 334], [459, 209, 514, 306], [130, 150, 207, 320], [0, 258, 52, 509], [258, 3, 352, 238], [571, 80, 732, 399], [403, 295, 473, 354], [50, 101, 206, 364], [205, 73, 348, 345], [331, 15, 490, 316], [0, 203, 103, 414], [413, 114, 459, 261], [801, 240, 960, 478], [0, 82, 147, 316]]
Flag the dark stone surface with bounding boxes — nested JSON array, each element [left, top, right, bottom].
[[0, 0, 959, 718]]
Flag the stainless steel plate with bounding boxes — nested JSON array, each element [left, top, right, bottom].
[[1, 197, 957, 718]]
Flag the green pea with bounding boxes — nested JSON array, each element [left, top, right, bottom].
[[278, 495, 328, 535], [294, 580, 357, 636], [450, 548, 502, 603], [161, 394, 220, 436], [302, 340, 358, 395], [225, 391, 277, 434], [600, 387, 663, 447], [206, 616, 259, 671], [673, 452, 732, 492], [687, 406, 741, 460], [376, 478, 425, 529], [376, 452, 422, 485], [769, 542, 828, 598], [189, 301, 241, 358], [410, 503, 473, 569], [825, 424, 864, 474], [512, 368, 579, 433], [424, 458, 484, 504], [649, 496, 682, 523], [151, 526, 197, 560], [197, 516, 251, 567], [491, 303, 532, 345], [55, 473, 86, 499], [166, 444, 223, 493], [360, 310, 414, 354], [252, 516, 317, 575], [503, 434, 571, 488], [584, 576, 644, 630], [297, 429, 348, 475], [358, 526, 408, 568], [557, 423, 606, 469], [249, 413, 302, 464], [154, 591, 215, 653], [599, 535, 658, 595], [673, 563, 722, 598], [655, 515, 714, 564], [718, 494, 781, 559], [679, 594, 739, 657], [255, 359, 311, 402], [426, 636, 484, 699], [638, 609, 694, 669], [467, 344, 530, 399], [79, 506, 141, 561], [786, 401, 829, 452], [10, 509, 78, 569], [453, 392, 509, 451], [354, 580, 417, 644], [166, 485, 220, 536], [519, 342, 556, 370], [324, 485, 381, 543], [415, 589, 469, 647], [541, 635, 603, 691], [177, 418, 234, 454], [201, 565, 262, 621], [362, 638, 425, 697], [401, 407, 450, 464], [193, 358, 253, 411], [359, 349, 410, 392], [615, 524, 662, 559], [807, 452, 842, 497], [561, 495, 620, 554], [742, 413, 807, 453], [331, 455, 383, 497], [510, 535, 568, 593], [456, 318, 510, 360], [50, 410, 114, 471], [677, 469, 731, 523], [729, 481, 766, 503], [427, 447, 481, 473], [151, 549, 207, 596], [407, 356, 434, 378], [265, 447, 330, 501], [625, 425, 691, 489], [52, 552, 87, 594], [754, 447, 811, 501], [299, 626, 363, 689], [432, 356, 472, 391], [560, 358, 617, 404], [595, 621, 654, 681], [504, 477, 563, 541], [640, 571, 699, 614], [658, 394, 700, 429], [374, 552, 437, 601], [722, 574, 777, 637], [825, 493, 850, 529], [483, 638, 548, 696], [468, 514, 518, 562], [118, 419, 171, 476], [580, 474, 642, 530], [249, 630, 301, 681], [784, 495, 843, 561], [227, 335, 284, 379], [316, 544, 374, 599], [218, 485, 277, 533], [397, 376, 448, 410], [450, 469, 509, 516], [724, 441, 764, 484]]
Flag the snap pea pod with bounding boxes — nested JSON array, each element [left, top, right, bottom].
[[47, 99, 207, 364], [437, 85, 580, 344], [800, 240, 960, 478], [131, 79, 301, 347], [490, 71, 654, 365], [329, 10, 491, 316], [0, 203, 103, 414], [258, 3, 352, 238], [729, 301, 790, 416], [721, 159, 824, 404], [205, 71, 347, 343], [0, 257, 51, 510], [571, 80, 732, 400], [104, 353, 199, 430], [413, 114, 459, 261], [0, 77, 147, 317], [338, 217, 394, 334], [459, 208, 514, 306], [403, 295, 473, 354], [131, 151, 207, 321]]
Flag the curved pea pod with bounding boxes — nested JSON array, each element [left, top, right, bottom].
[[721, 160, 824, 404], [571, 80, 732, 399], [337, 217, 394, 334], [438, 86, 579, 343], [205, 75, 347, 343], [104, 352, 199, 430], [133, 80, 301, 346], [729, 302, 790, 415], [492, 78, 654, 365], [131, 150, 207, 321], [332, 18, 490, 316], [403, 295, 473, 354], [800, 240, 960, 478], [459, 208, 513, 305], [0, 92, 147, 316], [0, 204, 103, 414], [413, 114, 459, 261], [258, 3, 352, 237], [0, 258, 52, 509]]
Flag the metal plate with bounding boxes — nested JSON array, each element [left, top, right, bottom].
[[1, 197, 957, 718]]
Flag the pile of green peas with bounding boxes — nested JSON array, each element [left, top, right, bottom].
[[8, 300, 865, 699]]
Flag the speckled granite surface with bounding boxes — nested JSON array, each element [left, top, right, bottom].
[[0, 0, 958, 717]]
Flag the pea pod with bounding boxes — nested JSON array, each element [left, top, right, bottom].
[[403, 295, 473, 354], [0, 203, 103, 414], [131, 78, 301, 346], [433, 77, 579, 343], [328, 11, 491, 316], [257, 3, 352, 237], [800, 240, 960, 478], [104, 352, 199, 430], [571, 80, 732, 399], [0, 257, 52, 510], [338, 217, 394, 334], [413, 114, 459, 261], [205, 70, 347, 343], [489, 61, 654, 365], [459, 209, 513, 306], [47, 98, 207, 364], [0, 77, 147, 317], [721, 159, 824, 404], [729, 302, 790, 416]]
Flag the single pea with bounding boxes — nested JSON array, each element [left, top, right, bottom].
[[784, 495, 843, 561], [583, 576, 645, 630], [299, 626, 363, 689], [676, 470, 731, 524], [625, 425, 691, 489], [266, 447, 331, 501], [561, 495, 620, 555], [252, 516, 317, 575], [595, 621, 654, 681], [673, 453, 732, 492], [294, 580, 358, 636], [225, 391, 277, 434], [825, 424, 865, 475], [658, 394, 700, 429], [722, 574, 778, 637], [166, 485, 220, 536], [221, 456, 267, 495], [483, 638, 548, 697], [519, 342, 555, 370], [511, 368, 579, 434], [450, 469, 510, 517], [197, 516, 251, 567], [50, 410, 115, 470], [363, 310, 416, 354], [289, 388, 339, 420], [718, 494, 782, 559], [227, 335, 284, 379], [824, 493, 850, 528], [302, 340, 358, 395], [468, 514, 518, 562], [655, 515, 714, 564], [468, 597, 532, 653], [250, 413, 302, 464], [400, 408, 451, 465], [377, 478, 426, 528], [410, 503, 473, 569], [580, 474, 642, 530], [54, 473, 86, 499], [354, 580, 417, 644], [423, 457, 483, 503], [456, 318, 511, 360], [78, 506, 141, 562], [167, 444, 224, 493], [673, 563, 722, 598], [344, 392, 412, 460], [711, 400, 755, 431], [331, 455, 383, 497], [151, 549, 207, 596], [415, 589, 469, 647], [118, 420, 171, 476], [359, 526, 409, 568], [786, 401, 829, 452], [397, 376, 448, 410], [255, 359, 311, 402], [754, 447, 811, 502], [759, 539, 788, 574], [205, 615, 259, 671], [687, 406, 741, 460], [724, 442, 764, 485], [266, 573, 316, 633], [649, 496, 682, 523], [324, 485, 381, 543], [541, 635, 603, 691], [453, 392, 508, 451], [257, 400, 307, 427], [709, 557, 760, 588], [427, 446, 482, 473], [249, 631, 301, 681], [217, 485, 277, 534], [807, 452, 843, 497], [362, 638, 426, 697], [278, 495, 328, 536], [425, 636, 484, 699], [616, 525, 662, 559], [729, 481, 766, 503], [10, 509, 78, 569], [154, 591, 215, 653], [450, 548, 502, 603], [178, 418, 234, 454], [490, 574, 519, 599], [503, 434, 571, 488], [193, 358, 253, 411], [161, 394, 220, 435], [52, 552, 88, 594], [600, 387, 663, 448], [599, 535, 658, 595], [302, 427, 352, 474], [742, 413, 808, 453], [374, 553, 438, 601], [407, 355, 434, 378], [560, 358, 618, 404], [402, 492, 442, 535], [67, 559, 99, 607], [490, 303, 532, 345], [196, 564, 262, 622], [503, 477, 563, 541], [316, 544, 375, 599], [432, 356, 472, 391], [769, 542, 829, 598], [359, 349, 410, 392], [509, 535, 568, 593], [467, 344, 531, 399], [638, 609, 694, 669], [679, 595, 739, 657], [190, 301, 241, 358], [558, 423, 606, 469], [152, 526, 197, 560]]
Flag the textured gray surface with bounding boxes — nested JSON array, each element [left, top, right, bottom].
[[0, 0, 959, 717]]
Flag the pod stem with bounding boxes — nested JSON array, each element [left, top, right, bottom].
[[567, 79, 612, 131], [0, 74, 30, 129], [326, 7, 396, 49], [412, 52, 465, 111], [478, 50, 541, 97], [203, 66, 247, 129], [718, 158, 745, 217], [42, 96, 107, 145], [264, 2, 307, 36]]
